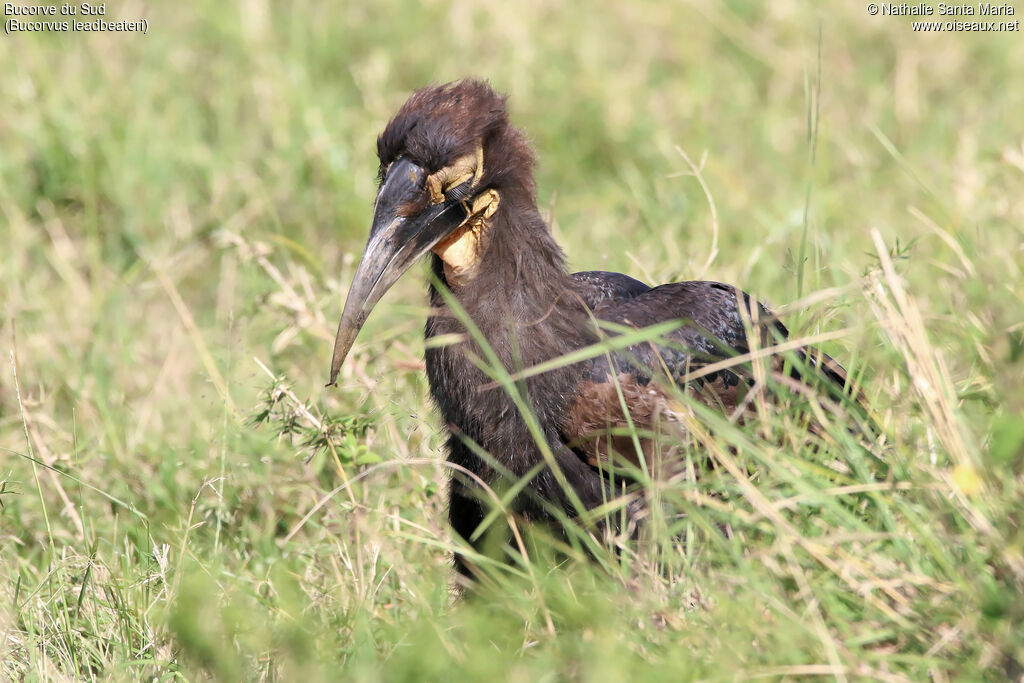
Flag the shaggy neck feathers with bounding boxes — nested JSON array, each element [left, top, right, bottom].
[[431, 193, 580, 348], [424, 189, 588, 471]]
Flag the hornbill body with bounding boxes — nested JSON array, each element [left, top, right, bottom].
[[329, 80, 854, 577]]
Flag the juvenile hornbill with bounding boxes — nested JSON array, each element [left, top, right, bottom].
[[329, 79, 854, 577]]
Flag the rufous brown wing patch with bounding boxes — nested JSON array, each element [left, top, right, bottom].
[[562, 371, 745, 476]]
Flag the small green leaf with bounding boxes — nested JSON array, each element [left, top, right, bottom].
[[356, 451, 383, 466], [988, 414, 1024, 467]]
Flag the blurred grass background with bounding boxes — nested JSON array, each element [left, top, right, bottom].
[[2, 0, 1023, 679]]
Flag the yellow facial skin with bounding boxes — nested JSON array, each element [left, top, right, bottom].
[[425, 141, 500, 287], [432, 189, 500, 286], [425, 142, 485, 206]]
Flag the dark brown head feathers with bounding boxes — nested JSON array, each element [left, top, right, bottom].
[[376, 79, 536, 196]]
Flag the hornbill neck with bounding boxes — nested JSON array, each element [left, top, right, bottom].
[[423, 184, 609, 532], [428, 191, 583, 341], [424, 189, 591, 466]]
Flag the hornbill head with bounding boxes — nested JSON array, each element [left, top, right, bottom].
[[328, 79, 535, 386]]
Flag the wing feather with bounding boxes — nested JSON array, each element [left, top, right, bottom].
[[562, 276, 857, 469]]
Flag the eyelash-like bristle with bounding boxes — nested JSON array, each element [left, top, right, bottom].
[[446, 183, 473, 202]]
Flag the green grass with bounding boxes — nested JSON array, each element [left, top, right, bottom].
[[2, 1, 1023, 679]]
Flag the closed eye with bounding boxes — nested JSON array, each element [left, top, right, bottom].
[[445, 181, 474, 202]]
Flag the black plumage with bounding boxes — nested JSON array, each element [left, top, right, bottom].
[[329, 79, 856, 578]]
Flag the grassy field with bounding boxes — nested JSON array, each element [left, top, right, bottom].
[[2, 1, 1023, 679]]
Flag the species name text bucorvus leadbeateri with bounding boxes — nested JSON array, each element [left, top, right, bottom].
[[328, 79, 854, 579]]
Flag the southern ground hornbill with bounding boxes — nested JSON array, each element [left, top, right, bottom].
[[328, 79, 856, 578]]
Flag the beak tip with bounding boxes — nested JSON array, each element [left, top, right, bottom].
[[327, 362, 343, 388]]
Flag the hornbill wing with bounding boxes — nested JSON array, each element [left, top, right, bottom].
[[560, 280, 852, 469], [570, 270, 651, 309], [598, 280, 788, 375]]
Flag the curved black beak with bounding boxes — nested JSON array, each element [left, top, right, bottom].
[[328, 158, 467, 386]]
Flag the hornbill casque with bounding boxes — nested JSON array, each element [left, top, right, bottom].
[[328, 79, 856, 578]]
